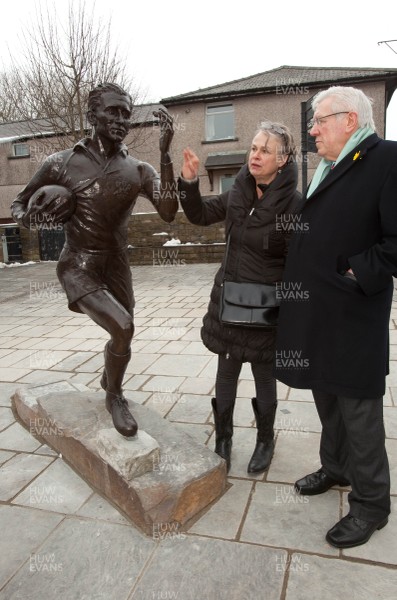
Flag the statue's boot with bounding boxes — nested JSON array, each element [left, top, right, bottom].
[[100, 368, 107, 392], [102, 342, 138, 437]]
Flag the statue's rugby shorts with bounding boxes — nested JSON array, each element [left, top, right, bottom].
[[56, 246, 134, 315]]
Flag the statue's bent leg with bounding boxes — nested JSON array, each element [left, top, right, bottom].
[[101, 342, 137, 436], [76, 289, 137, 437]]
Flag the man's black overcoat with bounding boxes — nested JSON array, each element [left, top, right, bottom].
[[275, 134, 397, 398]]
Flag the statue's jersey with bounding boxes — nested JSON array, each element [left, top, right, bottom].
[[12, 138, 162, 253]]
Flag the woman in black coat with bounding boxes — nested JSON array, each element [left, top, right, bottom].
[[178, 122, 300, 472]]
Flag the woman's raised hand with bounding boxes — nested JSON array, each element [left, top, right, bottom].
[[182, 147, 200, 180]]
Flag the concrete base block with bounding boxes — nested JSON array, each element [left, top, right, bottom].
[[12, 382, 226, 535]]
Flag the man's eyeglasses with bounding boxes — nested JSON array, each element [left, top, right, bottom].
[[307, 111, 349, 131]]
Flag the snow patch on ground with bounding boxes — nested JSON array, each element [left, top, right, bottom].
[[163, 238, 181, 246], [0, 261, 37, 268], [162, 240, 224, 246], [0, 260, 58, 269]]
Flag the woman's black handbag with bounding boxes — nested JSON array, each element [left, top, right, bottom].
[[219, 280, 280, 328]]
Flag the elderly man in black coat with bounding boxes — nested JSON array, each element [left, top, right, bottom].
[[275, 85, 397, 549]]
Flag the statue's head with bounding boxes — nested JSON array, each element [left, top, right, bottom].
[[88, 82, 132, 114], [87, 82, 132, 145]]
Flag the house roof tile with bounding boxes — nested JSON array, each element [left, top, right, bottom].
[[0, 103, 164, 142], [162, 65, 397, 103]]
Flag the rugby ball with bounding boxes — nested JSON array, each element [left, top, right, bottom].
[[27, 185, 76, 224]]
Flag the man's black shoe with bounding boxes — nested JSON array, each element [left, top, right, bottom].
[[326, 514, 388, 548], [295, 468, 349, 495]]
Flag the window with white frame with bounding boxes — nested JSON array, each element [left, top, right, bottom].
[[220, 174, 236, 193], [206, 104, 234, 141], [12, 142, 29, 157]]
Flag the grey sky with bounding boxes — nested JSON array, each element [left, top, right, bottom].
[[1, 0, 396, 138]]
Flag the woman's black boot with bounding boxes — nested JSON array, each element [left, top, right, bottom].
[[211, 397, 233, 472], [247, 398, 277, 473]]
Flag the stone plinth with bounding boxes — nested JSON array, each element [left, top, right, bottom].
[[12, 381, 226, 536], [96, 429, 160, 480]]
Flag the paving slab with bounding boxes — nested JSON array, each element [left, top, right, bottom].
[[16, 369, 77, 386], [144, 353, 211, 377], [190, 478, 253, 539], [131, 536, 287, 600], [0, 453, 54, 501], [167, 393, 212, 424], [0, 422, 42, 453], [0, 505, 64, 590], [140, 392, 178, 417], [34, 444, 58, 457], [49, 351, 96, 371], [383, 386, 393, 406], [0, 517, 154, 600], [0, 382, 26, 407], [142, 375, 185, 392], [285, 554, 397, 600], [0, 449, 15, 465], [267, 432, 322, 484], [124, 353, 161, 375], [176, 376, 214, 395], [0, 407, 15, 431], [384, 405, 397, 438], [13, 458, 94, 514], [276, 400, 322, 433], [387, 437, 397, 494], [233, 396, 256, 427], [240, 481, 340, 555], [0, 348, 15, 358], [287, 387, 315, 402], [76, 492, 129, 524], [122, 374, 151, 390], [174, 422, 212, 445], [181, 340, 212, 354], [13, 350, 73, 371], [0, 367, 32, 383]]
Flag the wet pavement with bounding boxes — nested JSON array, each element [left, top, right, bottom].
[[0, 261, 396, 600]]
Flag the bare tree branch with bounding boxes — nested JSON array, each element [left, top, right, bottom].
[[0, 0, 150, 151]]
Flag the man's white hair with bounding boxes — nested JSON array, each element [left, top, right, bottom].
[[312, 86, 375, 131]]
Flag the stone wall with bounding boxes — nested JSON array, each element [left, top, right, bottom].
[[19, 228, 41, 262], [6, 210, 225, 266], [128, 210, 225, 266]]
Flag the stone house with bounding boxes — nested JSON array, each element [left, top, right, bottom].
[[1, 65, 396, 264]]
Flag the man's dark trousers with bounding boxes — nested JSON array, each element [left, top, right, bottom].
[[312, 389, 390, 521]]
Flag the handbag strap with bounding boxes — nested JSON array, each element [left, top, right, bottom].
[[221, 229, 232, 280]]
